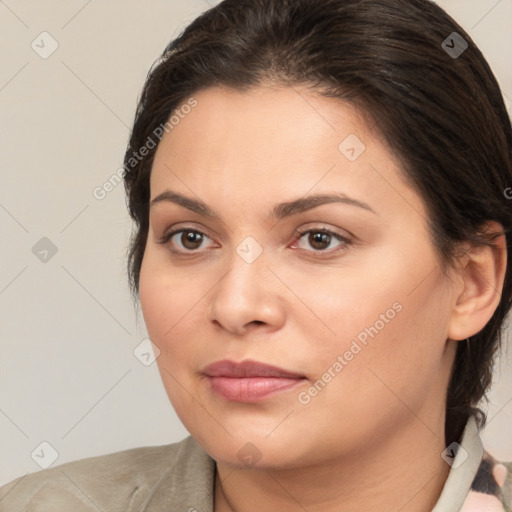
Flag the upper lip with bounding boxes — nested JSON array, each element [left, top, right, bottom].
[[202, 359, 305, 378]]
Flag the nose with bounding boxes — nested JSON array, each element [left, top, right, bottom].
[[208, 249, 286, 336]]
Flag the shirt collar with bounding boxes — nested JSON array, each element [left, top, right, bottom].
[[431, 415, 484, 512]]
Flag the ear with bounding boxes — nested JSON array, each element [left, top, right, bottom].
[[447, 221, 508, 341]]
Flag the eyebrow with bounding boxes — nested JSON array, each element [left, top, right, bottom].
[[150, 190, 376, 219]]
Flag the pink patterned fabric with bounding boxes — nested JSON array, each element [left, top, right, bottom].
[[460, 451, 512, 512]]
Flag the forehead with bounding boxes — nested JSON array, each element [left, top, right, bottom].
[[154, 85, 372, 161], [149, 85, 426, 221]]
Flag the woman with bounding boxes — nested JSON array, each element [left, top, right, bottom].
[[1, 0, 511, 510]]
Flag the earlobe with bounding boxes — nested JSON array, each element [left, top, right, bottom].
[[447, 221, 507, 342]]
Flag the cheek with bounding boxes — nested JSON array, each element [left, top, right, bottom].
[[138, 253, 212, 381], [293, 253, 453, 417], [139, 251, 202, 341], [139, 261, 196, 413], [139, 260, 167, 341]]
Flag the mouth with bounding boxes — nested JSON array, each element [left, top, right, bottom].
[[201, 359, 307, 402]]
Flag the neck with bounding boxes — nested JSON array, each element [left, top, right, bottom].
[[214, 415, 452, 512]]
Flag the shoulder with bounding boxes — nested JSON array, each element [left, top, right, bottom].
[[0, 436, 208, 512]]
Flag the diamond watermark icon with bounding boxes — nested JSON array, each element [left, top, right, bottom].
[[441, 442, 468, 468], [31, 441, 59, 469], [441, 32, 468, 59], [31, 31, 59, 59], [134, 338, 161, 366], [237, 442, 262, 467], [339, 134, 366, 162], [236, 236, 263, 264], [32, 237, 58, 263]]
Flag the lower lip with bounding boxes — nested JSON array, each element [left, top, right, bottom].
[[206, 376, 305, 402]]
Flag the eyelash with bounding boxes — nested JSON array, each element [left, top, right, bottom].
[[157, 226, 352, 258]]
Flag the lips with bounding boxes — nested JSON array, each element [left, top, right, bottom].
[[203, 359, 304, 378], [202, 359, 306, 402]]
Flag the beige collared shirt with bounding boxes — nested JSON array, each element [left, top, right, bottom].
[[0, 416, 510, 511]]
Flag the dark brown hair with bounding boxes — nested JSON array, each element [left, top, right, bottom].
[[123, 0, 512, 445]]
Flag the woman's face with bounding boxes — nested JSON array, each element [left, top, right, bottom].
[[139, 85, 460, 468]]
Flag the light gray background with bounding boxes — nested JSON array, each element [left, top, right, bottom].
[[1, 0, 511, 486]]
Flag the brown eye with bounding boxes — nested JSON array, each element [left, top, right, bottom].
[[307, 231, 332, 250], [179, 230, 204, 250], [293, 227, 352, 257], [158, 228, 215, 253]]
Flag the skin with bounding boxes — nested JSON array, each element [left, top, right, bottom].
[[138, 85, 507, 512]]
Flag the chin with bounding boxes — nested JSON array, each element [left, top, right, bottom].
[[189, 422, 331, 471]]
